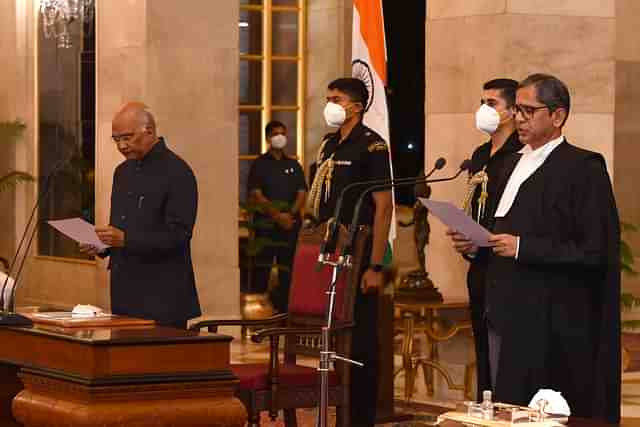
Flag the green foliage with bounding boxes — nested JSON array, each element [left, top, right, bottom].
[[0, 120, 26, 143], [621, 221, 640, 329], [0, 171, 34, 193], [0, 120, 34, 195], [240, 200, 293, 273]]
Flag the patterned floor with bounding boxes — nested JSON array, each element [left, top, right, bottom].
[[226, 325, 640, 426], [226, 326, 449, 426]]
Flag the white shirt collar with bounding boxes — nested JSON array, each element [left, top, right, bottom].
[[493, 136, 564, 218], [518, 135, 565, 158]]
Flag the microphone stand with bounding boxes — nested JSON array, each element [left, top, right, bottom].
[[341, 162, 470, 262], [317, 157, 446, 261], [315, 252, 363, 427], [314, 159, 450, 427], [0, 158, 67, 325]]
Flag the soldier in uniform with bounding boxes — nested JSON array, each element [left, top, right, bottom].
[[308, 77, 392, 427], [450, 78, 523, 397]]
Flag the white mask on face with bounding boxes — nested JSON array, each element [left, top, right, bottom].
[[270, 134, 287, 149], [324, 102, 347, 128], [475, 104, 501, 135]]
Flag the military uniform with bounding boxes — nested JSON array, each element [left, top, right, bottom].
[[463, 131, 522, 397], [309, 121, 391, 427], [247, 151, 306, 313]]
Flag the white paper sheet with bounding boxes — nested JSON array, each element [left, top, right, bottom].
[[47, 217, 109, 251], [418, 198, 492, 247]]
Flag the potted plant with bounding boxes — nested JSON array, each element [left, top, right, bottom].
[[620, 222, 640, 372], [0, 120, 34, 271], [621, 222, 639, 328], [238, 200, 290, 322]]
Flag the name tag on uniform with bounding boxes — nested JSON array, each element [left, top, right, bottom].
[[334, 160, 352, 166]]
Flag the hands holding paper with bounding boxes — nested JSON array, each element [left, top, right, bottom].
[[95, 226, 125, 247], [446, 229, 478, 256], [447, 229, 518, 258], [78, 225, 125, 257], [489, 233, 518, 258]]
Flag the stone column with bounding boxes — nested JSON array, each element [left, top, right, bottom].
[[305, 0, 352, 171], [425, 0, 616, 300], [615, 0, 640, 293], [96, 0, 240, 317], [0, 0, 19, 265]]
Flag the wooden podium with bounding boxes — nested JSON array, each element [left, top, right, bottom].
[[0, 318, 247, 426]]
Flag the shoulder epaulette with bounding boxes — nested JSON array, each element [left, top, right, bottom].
[[368, 140, 389, 152]]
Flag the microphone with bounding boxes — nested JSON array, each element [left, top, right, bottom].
[[0, 156, 70, 325], [340, 159, 470, 260], [317, 157, 447, 261]]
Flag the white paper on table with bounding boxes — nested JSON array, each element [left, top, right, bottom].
[[47, 217, 109, 251], [418, 198, 492, 247]]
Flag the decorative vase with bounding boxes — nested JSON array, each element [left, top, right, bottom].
[[240, 292, 275, 320]]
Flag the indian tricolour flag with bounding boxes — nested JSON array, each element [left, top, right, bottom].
[[352, 0, 396, 263]]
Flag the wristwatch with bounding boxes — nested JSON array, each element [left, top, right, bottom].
[[369, 263, 384, 273]]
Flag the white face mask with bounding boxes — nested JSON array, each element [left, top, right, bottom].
[[324, 102, 347, 128], [270, 134, 287, 149], [475, 104, 501, 135]]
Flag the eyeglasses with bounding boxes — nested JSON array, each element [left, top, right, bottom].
[[111, 132, 135, 143], [514, 104, 549, 120]]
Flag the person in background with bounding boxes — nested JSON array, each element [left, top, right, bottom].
[[449, 78, 523, 399], [246, 120, 306, 313]]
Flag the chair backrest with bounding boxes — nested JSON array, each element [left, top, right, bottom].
[[288, 222, 370, 328]]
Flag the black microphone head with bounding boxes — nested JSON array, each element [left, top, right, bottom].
[[459, 159, 471, 171], [435, 157, 446, 170]]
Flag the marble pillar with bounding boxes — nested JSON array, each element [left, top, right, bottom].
[[305, 0, 352, 172], [615, 0, 640, 293]]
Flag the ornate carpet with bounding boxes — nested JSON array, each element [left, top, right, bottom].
[[250, 400, 443, 426]]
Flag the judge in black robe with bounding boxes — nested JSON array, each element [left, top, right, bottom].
[[486, 75, 620, 423], [466, 131, 522, 398]]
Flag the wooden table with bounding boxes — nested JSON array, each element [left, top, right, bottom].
[[0, 322, 247, 426], [439, 417, 628, 427], [394, 298, 475, 402]]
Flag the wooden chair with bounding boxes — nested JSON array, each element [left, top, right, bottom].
[[190, 222, 370, 427]]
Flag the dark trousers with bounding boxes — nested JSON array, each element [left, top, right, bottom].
[[350, 289, 379, 427], [251, 225, 299, 313], [467, 265, 491, 399]]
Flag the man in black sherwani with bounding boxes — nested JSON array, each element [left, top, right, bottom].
[[450, 74, 620, 423], [81, 102, 200, 329]]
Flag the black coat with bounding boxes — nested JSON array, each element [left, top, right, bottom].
[[466, 132, 523, 399], [485, 141, 620, 423], [106, 139, 201, 326]]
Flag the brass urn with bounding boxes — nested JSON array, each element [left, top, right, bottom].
[[240, 292, 275, 320]]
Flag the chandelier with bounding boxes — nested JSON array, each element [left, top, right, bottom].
[[39, 0, 95, 49]]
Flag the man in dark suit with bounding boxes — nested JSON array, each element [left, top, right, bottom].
[[81, 102, 200, 329]]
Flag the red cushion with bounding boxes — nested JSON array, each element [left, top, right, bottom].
[[232, 363, 269, 389], [279, 363, 338, 387], [289, 240, 348, 322], [231, 363, 338, 390]]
